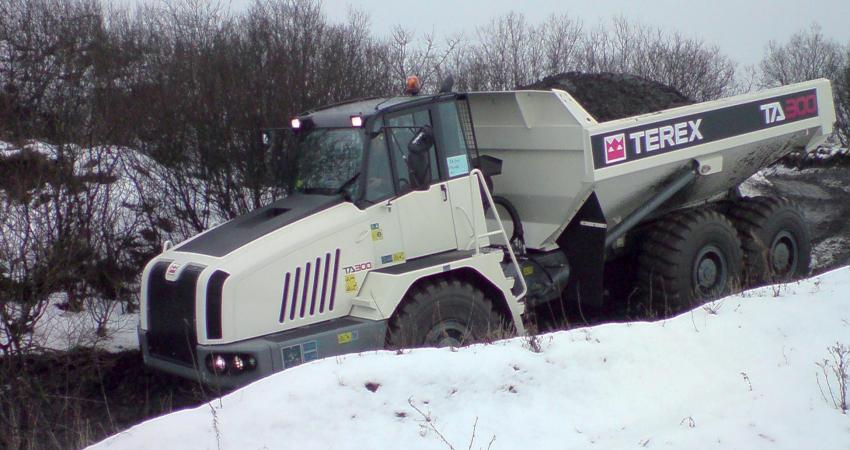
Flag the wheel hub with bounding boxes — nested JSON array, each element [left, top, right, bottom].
[[425, 320, 469, 347], [770, 231, 798, 276], [692, 245, 728, 297], [697, 258, 718, 286]]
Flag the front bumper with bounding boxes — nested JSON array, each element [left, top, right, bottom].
[[140, 317, 388, 389]]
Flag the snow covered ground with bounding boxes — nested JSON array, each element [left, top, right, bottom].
[[33, 294, 138, 352], [0, 293, 139, 353], [89, 268, 850, 450]]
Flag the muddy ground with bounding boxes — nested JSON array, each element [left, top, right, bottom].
[[743, 164, 850, 274]]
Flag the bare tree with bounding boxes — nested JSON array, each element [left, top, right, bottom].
[[837, 56, 850, 146], [760, 24, 846, 87], [576, 16, 737, 101], [760, 24, 849, 146], [382, 26, 460, 94], [460, 12, 546, 90], [450, 13, 737, 101], [541, 14, 584, 76]]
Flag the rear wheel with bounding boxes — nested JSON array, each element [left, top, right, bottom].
[[386, 278, 506, 348], [727, 196, 811, 285], [637, 208, 743, 312]]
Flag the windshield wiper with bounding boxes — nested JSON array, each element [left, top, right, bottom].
[[335, 172, 360, 201], [301, 187, 336, 195]]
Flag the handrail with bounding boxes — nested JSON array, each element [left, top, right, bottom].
[[467, 169, 528, 301]]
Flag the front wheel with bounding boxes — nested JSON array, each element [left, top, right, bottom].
[[386, 278, 507, 348]]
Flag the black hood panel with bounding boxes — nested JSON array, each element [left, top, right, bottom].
[[175, 194, 342, 257]]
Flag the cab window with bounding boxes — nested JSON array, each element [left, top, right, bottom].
[[433, 101, 470, 178], [364, 133, 394, 203], [386, 109, 439, 191]]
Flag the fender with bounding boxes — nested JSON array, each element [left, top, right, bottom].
[[351, 249, 526, 335]]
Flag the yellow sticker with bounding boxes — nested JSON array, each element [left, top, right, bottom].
[[345, 274, 357, 293], [337, 331, 353, 344], [522, 265, 534, 276], [392, 251, 405, 263], [370, 223, 383, 241]]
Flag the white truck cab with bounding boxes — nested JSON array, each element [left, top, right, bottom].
[[140, 91, 525, 387]]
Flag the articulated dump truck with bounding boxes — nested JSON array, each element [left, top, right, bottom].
[[140, 79, 836, 387]]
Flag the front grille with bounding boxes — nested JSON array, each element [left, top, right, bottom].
[[147, 262, 204, 367], [279, 249, 340, 323]]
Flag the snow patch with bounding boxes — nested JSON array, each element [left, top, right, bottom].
[[1, 294, 139, 353], [89, 268, 850, 450], [813, 235, 850, 272], [739, 168, 774, 197]]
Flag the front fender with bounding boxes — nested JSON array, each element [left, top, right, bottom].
[[351, 249, 525, 335]]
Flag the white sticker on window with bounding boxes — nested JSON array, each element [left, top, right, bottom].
[[446, 155, 469, 177]]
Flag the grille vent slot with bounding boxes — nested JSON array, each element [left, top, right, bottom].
[[279, 249, 340, 323]]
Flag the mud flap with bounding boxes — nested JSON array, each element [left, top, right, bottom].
[[556, 192, 607, 308]]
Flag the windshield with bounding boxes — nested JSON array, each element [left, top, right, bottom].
[[295, 128, 365, 195]]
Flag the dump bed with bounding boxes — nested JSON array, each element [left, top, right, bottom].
[[468, 79, 836, 251]]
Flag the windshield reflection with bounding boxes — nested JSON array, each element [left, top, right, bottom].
[[295, 128, 364, 195]]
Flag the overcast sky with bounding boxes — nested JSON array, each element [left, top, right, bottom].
[[119, 0, 850, 67]]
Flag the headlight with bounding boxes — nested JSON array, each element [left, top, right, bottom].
[[205, 353, 257, 375]]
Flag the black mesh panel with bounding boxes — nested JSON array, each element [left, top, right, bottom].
[[147, 262, 204, 367]]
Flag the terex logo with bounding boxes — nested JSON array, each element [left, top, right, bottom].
[[165, 262, 181, 281], [629, 119, 703, 155], [603, 133, 627, 164]]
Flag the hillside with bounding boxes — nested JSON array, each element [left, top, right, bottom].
[[89, 268, 850, 450]]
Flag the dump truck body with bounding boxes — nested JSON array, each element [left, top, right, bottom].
[[471, 79, 834, 250]]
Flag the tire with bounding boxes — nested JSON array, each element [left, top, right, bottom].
[[727, 196, 811, 286], [637, 208, 743, 311], [492, 195, 524, 246], [386, 278, 506, 348]]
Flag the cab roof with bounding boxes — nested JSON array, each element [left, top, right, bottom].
[[296, 93, 461, 128]]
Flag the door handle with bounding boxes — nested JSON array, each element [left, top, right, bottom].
[[440, 184, 448, 202]]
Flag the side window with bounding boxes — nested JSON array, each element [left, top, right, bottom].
[[433, 102, 470, 178], [387, 110, 439, 192], [364, 134, 394, 203]]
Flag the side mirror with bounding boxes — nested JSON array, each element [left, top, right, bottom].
[[407, 126, 434, 191], [262, 128, 295, 189]]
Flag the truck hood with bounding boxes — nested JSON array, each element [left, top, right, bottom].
[[175, 193, 343, 257]]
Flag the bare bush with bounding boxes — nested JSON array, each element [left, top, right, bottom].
[[816, 342, 849, 414], [0, 141, 154, 352], [408, 397, 496, 450]]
